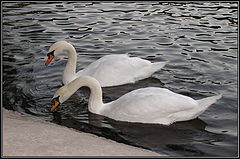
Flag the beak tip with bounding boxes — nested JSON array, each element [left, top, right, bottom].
[[50, 107, 56, 112]]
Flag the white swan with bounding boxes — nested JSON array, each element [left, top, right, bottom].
[[50, 76, 222, 125], [45, 41, 167, 87]]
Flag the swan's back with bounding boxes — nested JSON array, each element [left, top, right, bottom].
[[77, 54, 164, 87], [101, 87, 200, 125]]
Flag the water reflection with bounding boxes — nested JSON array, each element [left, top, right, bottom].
[[52, 109, 228, 156]]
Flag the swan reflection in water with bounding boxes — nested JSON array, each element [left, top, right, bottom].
[[52, 109, 212, 151]]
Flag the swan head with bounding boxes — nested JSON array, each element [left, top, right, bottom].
[[45, 41, 71, 66], [50, 84, 74, 111]]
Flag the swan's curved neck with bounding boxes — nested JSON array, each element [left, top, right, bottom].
[[67, 76, 104, 114], [63, 44, 77, 78]]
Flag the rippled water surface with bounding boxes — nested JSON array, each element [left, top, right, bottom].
[[2, 2, 238, 157]]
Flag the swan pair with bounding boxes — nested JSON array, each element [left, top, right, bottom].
[[46, 41, 222, 125]]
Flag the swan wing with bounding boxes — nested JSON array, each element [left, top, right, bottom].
[[101, 87, 198, 125], [77, 54, 165, 87]]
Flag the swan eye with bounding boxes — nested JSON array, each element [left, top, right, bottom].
[[51, 96, 60, 103], [47, 50, 55, 57]]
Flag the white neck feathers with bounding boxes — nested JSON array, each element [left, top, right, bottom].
[[62, 43, 77, 77], [67, 76, 104, 114]]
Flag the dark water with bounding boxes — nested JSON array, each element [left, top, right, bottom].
[[2, 2, 238, 157]]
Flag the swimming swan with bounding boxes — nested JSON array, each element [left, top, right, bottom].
[[45, 41, 167, 87], [50, 76, 222, 125]]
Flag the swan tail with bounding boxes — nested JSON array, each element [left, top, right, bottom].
[[196, 94, 222, 115], [151, 61, 168, 72]]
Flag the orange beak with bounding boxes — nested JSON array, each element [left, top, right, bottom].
[[45, 55, 54, 66], [50, 100, 60, 111]]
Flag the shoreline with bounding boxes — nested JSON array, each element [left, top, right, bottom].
[[2, 108, 166, 157]]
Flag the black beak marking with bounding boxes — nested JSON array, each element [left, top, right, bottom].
[[51, 96, 60, 104], [47, 50, 55, 57]]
